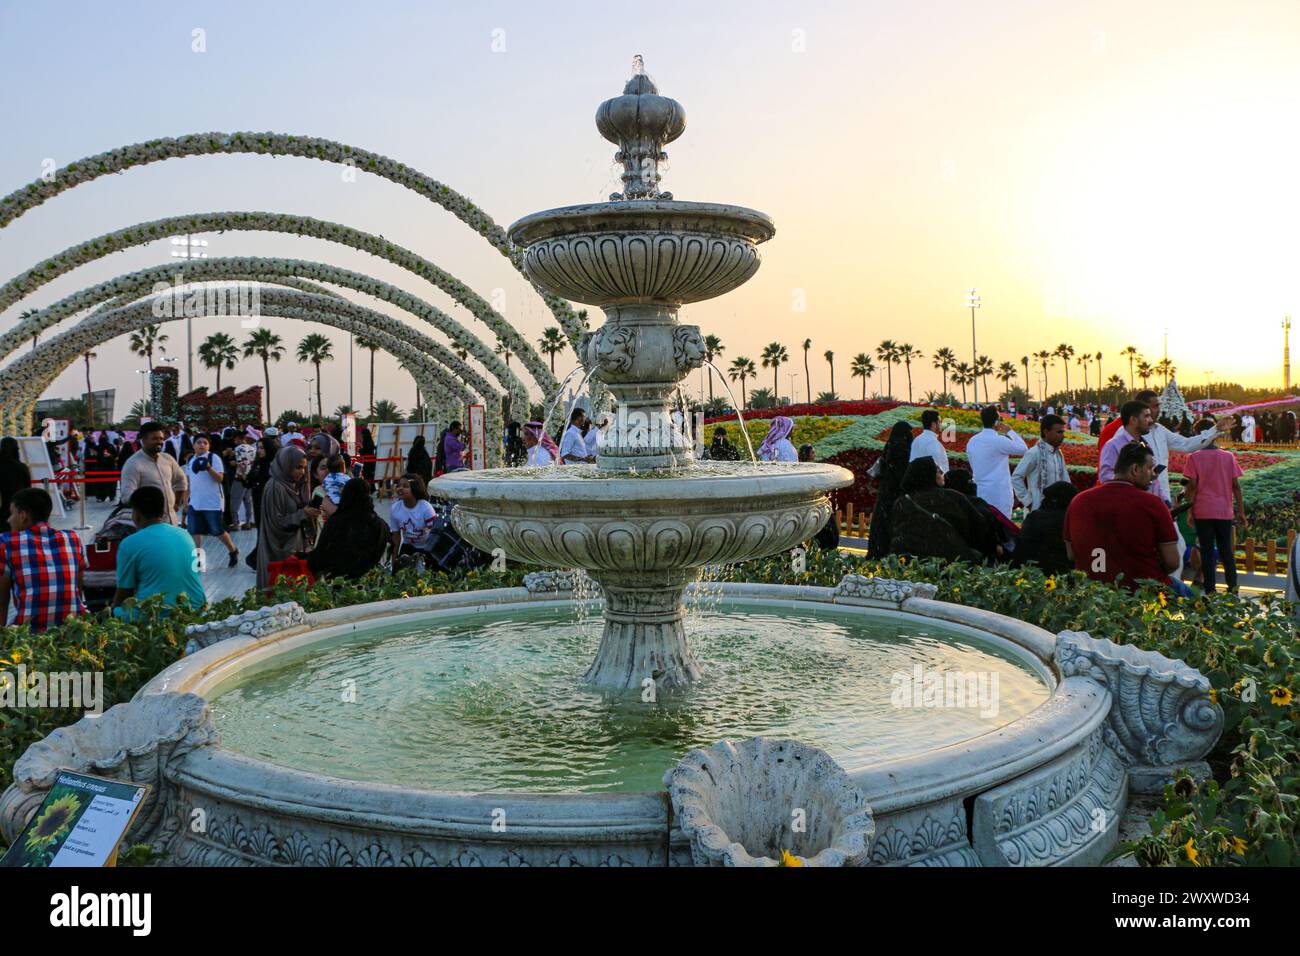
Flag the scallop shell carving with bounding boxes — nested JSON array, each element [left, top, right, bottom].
[[663, 737, 874, 867], [1053, 630, 1222, 769]]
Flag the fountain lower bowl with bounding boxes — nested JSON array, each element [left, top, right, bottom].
[[137, 583, 1125, 867]]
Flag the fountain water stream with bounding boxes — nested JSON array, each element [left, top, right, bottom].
[[432, 66, 852, 690]]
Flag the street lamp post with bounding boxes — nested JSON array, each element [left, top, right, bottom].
[[304, 378, 314, 422], [786, 371, 799, 405], [170, 236, 209, 394], [966, 288, 981, 388]]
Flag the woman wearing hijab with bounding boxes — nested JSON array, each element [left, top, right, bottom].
[[866, 420, 915, 558], [255, 445, 321, 589], [307, 477, 389, 580], [0, 437, 32, 531], [707, 427, 739, 462], [246, 435, 280, 532], [504, 421, 526, 467], [359, 426, 377, 483], [95, 432, 117, 501], [407, 434, 433, 483], [757, 416, 798, 462], [522, 421, 560, 466], [888, 458, 994, 564]]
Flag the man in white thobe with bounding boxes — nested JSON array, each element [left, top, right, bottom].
[[965, 406, 1028, 517]]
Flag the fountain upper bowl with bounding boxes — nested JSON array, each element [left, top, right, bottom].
[[507, 200, 775, 306]]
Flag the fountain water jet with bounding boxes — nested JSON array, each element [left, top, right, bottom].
[[432, 67, 852, 690]]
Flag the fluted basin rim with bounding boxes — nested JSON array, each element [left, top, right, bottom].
[[430, 462, 852, 504], [508, 200, 775, 246]]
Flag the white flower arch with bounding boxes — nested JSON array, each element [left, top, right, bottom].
[[0, 212, 556, 407], [0, 257, 529, 418], [0, 131, 586, 349]]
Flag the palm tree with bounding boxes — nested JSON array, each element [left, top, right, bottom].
[[703, 334, 725, 403], [1137, 359, 1154, 389], [895, 344, 921, 403], [129, 324, 169, 369], [728, 356, 757, 409], [351, 334, 380, 416], [1035, 350, 1053, 401], [537, 327, 566, 374], [296, 333, 334, 425], [82, 350, 97, 427], [1020, 355, 1030, 393], [1155, 358, 1175, 386], [372, 399, 401, 422], [823, 349, 836, 397], [1122, 345, 1140, 389], [1053, 344, 1075, 396], [951, 362, 972, 404], [198, 332, 239, 391], [494, 337, 514, 368], [996, 361, 1018, 399], [975, 355, 994, 404], [875, 340, 899, 399], [243, 328, 285, 422], [814, 391, 840, 403], [801, 338, 813, 404], [1105, 374, 1125, 407], [1094, 352, 1103, 398], [760, 341, 789, 396], [1077, 352, 1091, 394], [932, 347, 957, 401], [850, 353, 876, 400]]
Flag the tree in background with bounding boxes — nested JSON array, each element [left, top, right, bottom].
[[728, 356, 756, 409], [875, 340, 899, 399], [703, 334, 725, 404], [850, 352, 876, 399], [897, 344, 922, 403], [974, 354, 994, 404], [243, 328, 285, 423], [932, 346, 957, 401], [537, 327, 566, 374], [82, 350, 97, 428], [296, 333, 334, 425], [198, 332, 239, 391], [761, 341, 789, 396], [824, 349, 836, 396], [129, 324, 169, 369], [801, 338, 813, 404]]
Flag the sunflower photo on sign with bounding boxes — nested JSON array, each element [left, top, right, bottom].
[[0, 771, 148, 868]]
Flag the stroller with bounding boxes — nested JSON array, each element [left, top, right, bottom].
[[82, 501, 139, 611], [393, 502, 493, 575]]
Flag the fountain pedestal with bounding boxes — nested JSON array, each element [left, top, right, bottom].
[[584, 572, 701, 689]]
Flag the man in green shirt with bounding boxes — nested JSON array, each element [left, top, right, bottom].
[[111, 486, 206, 619]]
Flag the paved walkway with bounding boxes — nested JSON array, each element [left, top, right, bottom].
[[52, 495, 259, 604]]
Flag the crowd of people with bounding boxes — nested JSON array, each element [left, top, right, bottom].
[[0, 416, 494, 632], [863, 390, 1250, 596]]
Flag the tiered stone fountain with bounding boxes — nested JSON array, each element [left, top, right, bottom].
[[432, 67, 854, 690]]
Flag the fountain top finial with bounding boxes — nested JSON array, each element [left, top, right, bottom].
[[596, 59, 686, 201]]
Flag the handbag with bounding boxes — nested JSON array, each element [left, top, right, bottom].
[[267, 556, 315, 590]]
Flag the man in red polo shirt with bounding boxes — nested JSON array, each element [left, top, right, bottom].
[[1064, 442, 1179, 590]]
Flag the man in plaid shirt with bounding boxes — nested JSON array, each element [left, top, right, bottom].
[[0, 488, 86, 631]]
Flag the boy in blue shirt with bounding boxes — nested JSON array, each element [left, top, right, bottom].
[[112, 486, 207, 619]]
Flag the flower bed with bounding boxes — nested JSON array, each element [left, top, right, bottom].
[[704, 399, 898, 424]]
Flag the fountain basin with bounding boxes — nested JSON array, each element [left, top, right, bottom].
[[114, 581, 1143, 867], [509, 200, 775, 306]]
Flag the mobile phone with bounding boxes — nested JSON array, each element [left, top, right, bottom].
[[1154, 464, 1166, 475]]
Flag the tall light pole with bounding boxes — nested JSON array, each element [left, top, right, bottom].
[[786, 371, 799, 404], [1284, 316, 1292, 392], [304, 378, 314, 422], [170, 236, 209, 393], [349, 330, 354, 411], [966, 288, 981, 381]]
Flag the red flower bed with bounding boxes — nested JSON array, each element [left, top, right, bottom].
[[704, 400, 898, 425]]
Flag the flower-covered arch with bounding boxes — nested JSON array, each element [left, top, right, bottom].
[[1, 289, 503, 461], [0, 132, 587, 350], [0, 258, 530, 418], [0, 212, 555, 405]]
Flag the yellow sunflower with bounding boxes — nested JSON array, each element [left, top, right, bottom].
[[779, 849, 804, 867], [1044, 578, 1057, 592], [1270, 686, 1294, 707], [1230, 836, 1247, 855], [25, 793, 81, 852], [1184, 837, 1200, 866]]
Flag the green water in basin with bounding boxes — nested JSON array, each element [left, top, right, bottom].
[[209, 603, 1051, 794]]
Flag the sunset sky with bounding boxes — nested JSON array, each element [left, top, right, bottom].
[[1, 0, 1296, 419]]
